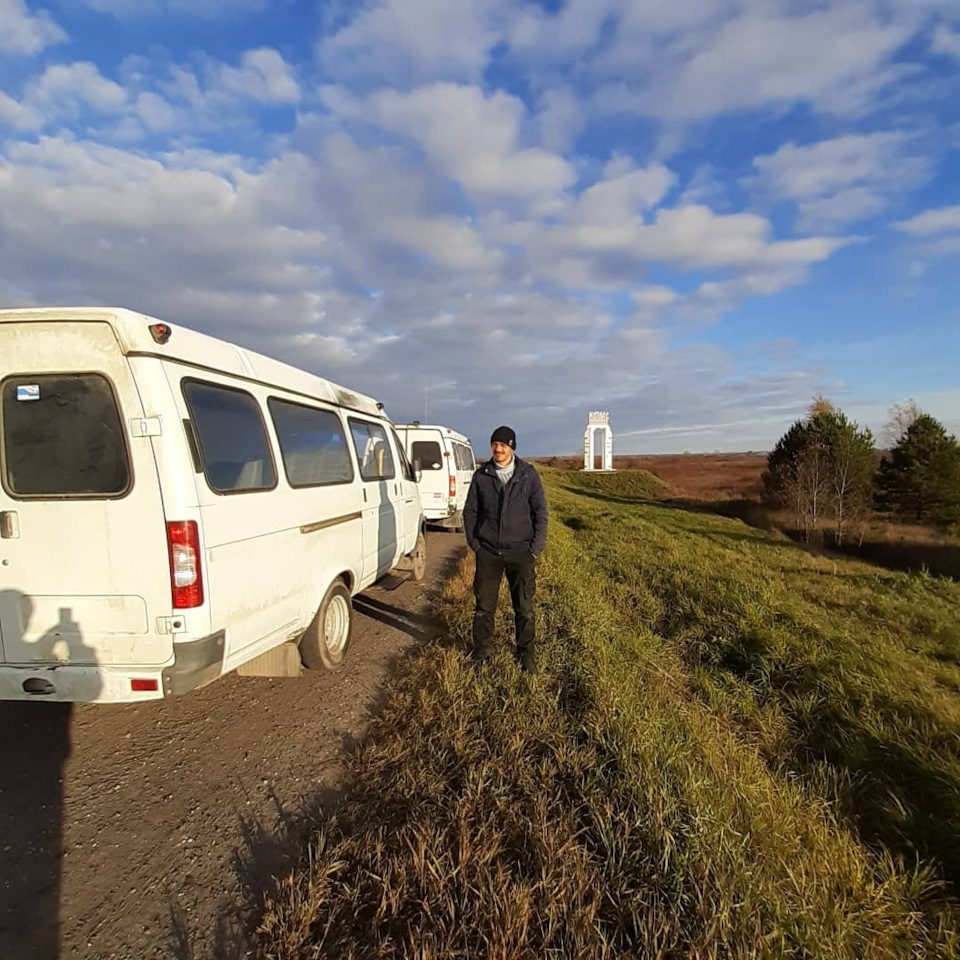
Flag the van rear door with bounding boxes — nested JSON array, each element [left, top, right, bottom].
[[0, 321, 173, 667], [408, 430, 448, 518]]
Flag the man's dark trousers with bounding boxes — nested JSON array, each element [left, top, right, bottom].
[[472, 547, 536, 665]]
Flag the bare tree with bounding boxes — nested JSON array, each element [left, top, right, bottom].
[[795, 440, 830, 541], [881, 399, 922, 449], [822, 413, 875, 546]]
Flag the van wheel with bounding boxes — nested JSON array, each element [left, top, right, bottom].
[[410, 530, 427, 581], [300, 580, 353, 671]]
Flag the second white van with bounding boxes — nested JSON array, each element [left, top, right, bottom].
[[396, 423, 475, 532]]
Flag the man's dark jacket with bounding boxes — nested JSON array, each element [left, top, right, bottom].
[[463, 457, 548, 557]]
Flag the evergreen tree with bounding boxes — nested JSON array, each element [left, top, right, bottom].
[[876, 415, 960, 527]]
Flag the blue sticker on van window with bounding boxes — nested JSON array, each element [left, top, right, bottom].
[[16, 385, 40, 401]]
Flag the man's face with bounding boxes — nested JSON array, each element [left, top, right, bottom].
[[491, 441, 514, 465]]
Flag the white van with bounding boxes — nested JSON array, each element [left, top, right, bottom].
[[0, 307, 426, 703], [395, 423, 475, 532]]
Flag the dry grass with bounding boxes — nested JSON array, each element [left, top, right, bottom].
[[253, 469, 960, 959], [534, 453, 767, 501]]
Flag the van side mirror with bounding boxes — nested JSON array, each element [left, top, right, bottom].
[[412, 459, 422, 484]]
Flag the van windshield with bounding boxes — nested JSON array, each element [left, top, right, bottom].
[[1, 374, 130, 497], [411, 440, 443, 470]]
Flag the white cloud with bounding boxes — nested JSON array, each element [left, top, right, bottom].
[[599, 6, 913, 120], [0, 90, 40, 130], [503, 1, 925, 124], [750, 132, 932, 230], [0, 0, 66, 54], [535, 87, 586, 153], [932, 25, 960, 57], [382, 216, 501, 272], [0, 48, 305, 141], [0, 136, 330, 327], [568, 158, 677, 224], [318, 0, 508, 86], [509, 0, 618, 61], [0, 62, 127, 131], [540, 202, 849, 272], [633, 285, 679, 306], [29, 62, 127, 114], [679, 164, 727, 207], [217, 48, 300, 104], [323, 83, 576, 203], [134, 92, 178, 133], [895, 205, 960, 235], [80, 0, 269, 18]]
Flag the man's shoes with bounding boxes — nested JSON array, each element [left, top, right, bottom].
[[517, 652, 538, 675], [469, 648, 490, 668]]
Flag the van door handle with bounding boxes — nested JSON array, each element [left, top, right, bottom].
[[0, 511, 19, 539]]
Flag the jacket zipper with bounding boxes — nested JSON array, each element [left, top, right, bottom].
[[493, 461, 521, 553]]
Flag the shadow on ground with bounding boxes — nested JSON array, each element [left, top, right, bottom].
[[0, 701, 72, 960]]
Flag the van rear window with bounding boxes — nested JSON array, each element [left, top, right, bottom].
[[1, 374, 130, 497], [411, 440, 443, 470], [453, 442, 474, 471]]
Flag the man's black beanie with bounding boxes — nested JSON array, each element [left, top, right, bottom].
[[490, 425, 516, 449]]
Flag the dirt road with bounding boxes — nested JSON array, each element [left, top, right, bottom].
[[0, 531, 465, 960]]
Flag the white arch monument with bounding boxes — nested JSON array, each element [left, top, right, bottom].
[[583, 411, 614, 471]]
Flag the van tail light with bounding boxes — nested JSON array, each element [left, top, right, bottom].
[[449, 475, 457, 499], [167, 521, 204, 609]]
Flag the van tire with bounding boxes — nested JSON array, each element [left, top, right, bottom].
[[410, 530, 427, 582], [300, 580, 353, 671]]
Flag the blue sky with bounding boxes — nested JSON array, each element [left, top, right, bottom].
[[1, 0, 959, 456]]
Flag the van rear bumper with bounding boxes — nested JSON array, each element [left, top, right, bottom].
[[0, 630, 226, 703], [423, 503, 459, 521], [0, 665, 165, 703], [162, 630, 225, 696]]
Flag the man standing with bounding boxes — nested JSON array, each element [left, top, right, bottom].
[[462, 426, 548, 673]]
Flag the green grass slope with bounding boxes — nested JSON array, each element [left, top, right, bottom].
[[255, 470, 960, 959]]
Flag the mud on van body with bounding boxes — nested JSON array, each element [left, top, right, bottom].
[[395, 424, 475, 532], [0, 307, 426, 703]]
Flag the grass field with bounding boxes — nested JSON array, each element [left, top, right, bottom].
[[255, 469, 960, 959]]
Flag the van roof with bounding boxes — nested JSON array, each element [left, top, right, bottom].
[[0, 306, 386, 419], [395, 423, 472, 446]]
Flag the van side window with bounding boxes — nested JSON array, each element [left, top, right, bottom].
[[182, 380, 277, 494], [1, 374, 130, 498], [453, 443, 471, 471], [268, 398, 354, 487], [348, 419, 396, 481], [411, 440, 443, 470]]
